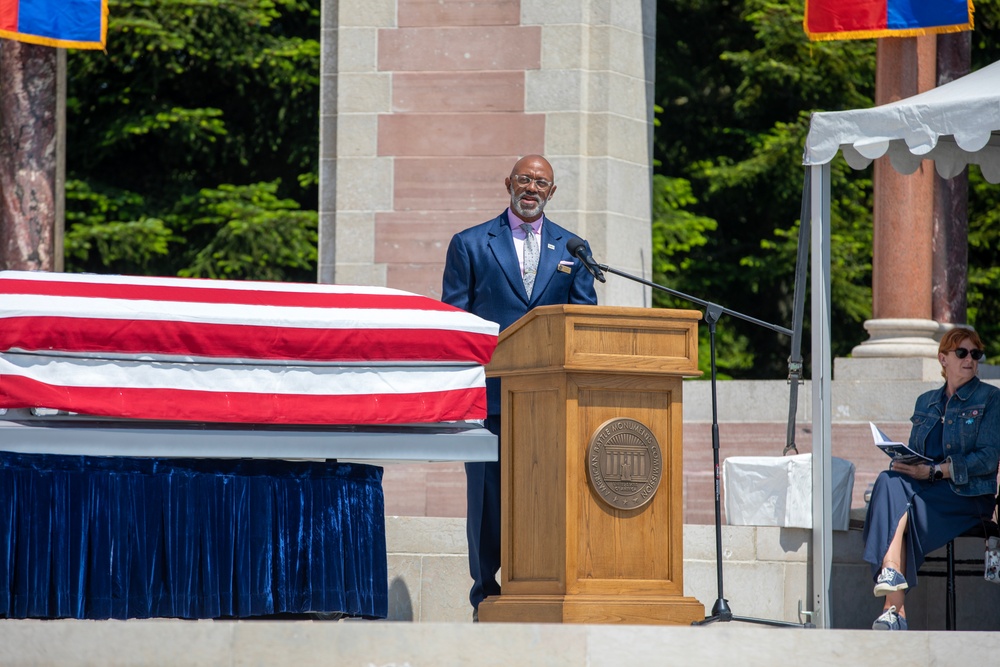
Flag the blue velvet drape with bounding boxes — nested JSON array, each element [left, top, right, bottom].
[[0, 452, 387, 619]]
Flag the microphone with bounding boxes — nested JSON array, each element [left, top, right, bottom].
[[566, 237, 606, 283]]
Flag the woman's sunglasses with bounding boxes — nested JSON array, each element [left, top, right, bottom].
[[952, 348, 985, 360]]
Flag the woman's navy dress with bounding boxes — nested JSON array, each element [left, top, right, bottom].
[[863, 418, 995, 589]]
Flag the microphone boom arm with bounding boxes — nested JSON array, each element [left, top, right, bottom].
[[592, 259, 809, 628], [596, 263, 793, 337]]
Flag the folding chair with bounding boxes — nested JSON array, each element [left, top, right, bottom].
[[924, 489, 1000, 631]]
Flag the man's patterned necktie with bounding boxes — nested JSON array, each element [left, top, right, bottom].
[[520, 222, 538, 298]]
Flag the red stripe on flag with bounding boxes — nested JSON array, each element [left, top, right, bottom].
[[0, 316, 497, 365], [0, 375, 487, 425], [0, 277, 459, 312]]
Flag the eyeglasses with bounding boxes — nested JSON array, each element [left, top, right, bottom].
[[512, 174, 552, 189], [952, 348, 985, 360]]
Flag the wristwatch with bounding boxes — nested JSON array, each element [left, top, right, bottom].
[[932, 464, 944, 481]]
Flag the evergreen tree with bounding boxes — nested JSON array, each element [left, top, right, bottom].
[[65, 0, 320, 281]]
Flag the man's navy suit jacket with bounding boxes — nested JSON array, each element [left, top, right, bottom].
[[442, 210, 598, 416]]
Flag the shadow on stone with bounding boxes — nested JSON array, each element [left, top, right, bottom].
[[388, 576, 414, 621]]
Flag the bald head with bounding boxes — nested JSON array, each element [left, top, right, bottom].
[[505, 155, 557, 222], [510, 155, 553, 178]]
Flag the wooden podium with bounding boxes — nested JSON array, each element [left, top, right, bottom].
[[477, 305, 706, 625]]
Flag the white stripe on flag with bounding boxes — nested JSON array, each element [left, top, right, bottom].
[[0, 294, 499, 335], [0, 270, 415, 296], [0, 353, 486, 396]]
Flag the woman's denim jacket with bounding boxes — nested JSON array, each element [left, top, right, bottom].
[[909, 376, 1000, 497]]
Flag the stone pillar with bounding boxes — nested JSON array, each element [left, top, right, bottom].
[[525, 0, 657, 307], [844, 36, 940, 379], [0, 41, 58, 271], [317, 0, 656, 307]]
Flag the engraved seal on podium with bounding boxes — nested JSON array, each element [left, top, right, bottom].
[[586, 417, 662, 510]]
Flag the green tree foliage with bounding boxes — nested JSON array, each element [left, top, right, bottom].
[[650, 171, 744, 376], [968, 170, 1000, 342], [966, 0, 1000, 359], [654, 0, 1000, 377], [175, 181, 318, 281], [65, 0, 319, 282]]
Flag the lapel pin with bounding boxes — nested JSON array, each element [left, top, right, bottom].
[[547, 243, 555, 250]]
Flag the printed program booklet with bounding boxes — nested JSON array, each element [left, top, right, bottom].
[[869, 422, 932, 465]]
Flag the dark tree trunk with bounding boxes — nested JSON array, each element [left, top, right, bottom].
[[0, 40, 57, 271], [932, 32, 972, 325]]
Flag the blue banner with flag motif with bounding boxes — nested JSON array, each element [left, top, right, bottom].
[[805, 0, 974, 41], [0, 0, 107, 49]]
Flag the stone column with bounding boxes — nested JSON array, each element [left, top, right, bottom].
[[844, 36, 941, 380], [0, 41, 58, 271], [524, 0, 657, 307], [316, 0, 656, 307]]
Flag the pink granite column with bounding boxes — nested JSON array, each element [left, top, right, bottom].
[[871, 36, 937, 321], [375, 0, 544, 299], [844, 36, 942, 371], [0, 41, 58, 271]]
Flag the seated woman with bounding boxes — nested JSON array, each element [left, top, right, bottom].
[[862, 327, 1000, 630]]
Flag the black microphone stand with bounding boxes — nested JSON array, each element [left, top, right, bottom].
[[594, 260, 814, 629]]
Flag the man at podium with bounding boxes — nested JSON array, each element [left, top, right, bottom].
[[442, 154, 598, 619]]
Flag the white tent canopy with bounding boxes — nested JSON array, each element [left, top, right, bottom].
[[805, 59, 1000, 179], [801, 59, 1000, 628]]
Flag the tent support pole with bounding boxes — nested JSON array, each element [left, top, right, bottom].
[[809, 163, 833, 628]]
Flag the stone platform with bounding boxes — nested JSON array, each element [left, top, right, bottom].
[[2, 619, 998, 666]]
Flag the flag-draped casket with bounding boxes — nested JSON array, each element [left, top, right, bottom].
[[0, 270, 498, 425], [0, 271, 499, 620]]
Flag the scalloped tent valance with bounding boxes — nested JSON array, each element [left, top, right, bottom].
[[803, 60, 1000, 182]]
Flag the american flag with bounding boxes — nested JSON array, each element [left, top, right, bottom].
[[0, 271, 498, 425]]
